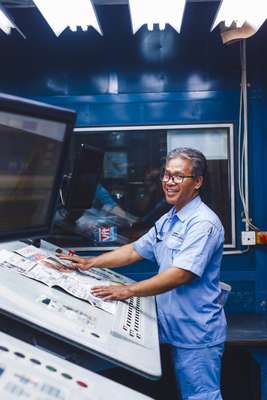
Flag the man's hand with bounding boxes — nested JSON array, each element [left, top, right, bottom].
[[91, 268, 195, 299], [91, 284, 133, 301], [59, 244, 142, 271], [59, 254, 97, 270]]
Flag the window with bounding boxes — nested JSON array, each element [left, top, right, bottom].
[[51, 124, 235, 249]]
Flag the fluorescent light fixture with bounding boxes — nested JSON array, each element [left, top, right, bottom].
[[0, 5, 25, 38], [211, 0, 267, 33], [33, 0, 102, 37], [129, 0, 186, 34]]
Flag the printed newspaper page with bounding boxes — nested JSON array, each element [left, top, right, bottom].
[[0, 245, 118, 314]]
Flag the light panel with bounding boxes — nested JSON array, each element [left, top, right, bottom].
[[0, 5, 25, 38], [212, 0, 267, 33], [129, 0, 186, 34], [33, 0, 102, 37]]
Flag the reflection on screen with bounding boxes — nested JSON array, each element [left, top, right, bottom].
[[0, 112, 66, 234]]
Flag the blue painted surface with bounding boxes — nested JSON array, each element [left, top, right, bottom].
[[252, 352, 267, 400], [0, 2, 267, 314]]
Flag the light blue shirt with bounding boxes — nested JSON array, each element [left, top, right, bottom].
[[93, 184, 117, 211], [133, 196, 226, 348]]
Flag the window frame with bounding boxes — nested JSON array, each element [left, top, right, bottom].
[[74, 123, 236, 250]]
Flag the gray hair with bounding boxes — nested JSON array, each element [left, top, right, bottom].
[[166, 147, 207, 178]]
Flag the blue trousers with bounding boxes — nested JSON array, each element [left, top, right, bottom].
[[170, 343, 224, 400]]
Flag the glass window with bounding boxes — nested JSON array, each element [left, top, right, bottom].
[[50, 124, 235, 249]]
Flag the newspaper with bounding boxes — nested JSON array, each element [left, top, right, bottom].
[[0, 245, 120, 314]]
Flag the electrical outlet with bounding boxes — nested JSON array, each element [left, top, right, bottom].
[[241, 231, 256, 246]]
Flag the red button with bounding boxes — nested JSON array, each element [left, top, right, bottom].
[[76, 380, 88, 388]]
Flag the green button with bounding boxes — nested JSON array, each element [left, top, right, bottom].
[[61, 372, 72, 380], [46, 365, 57, 372]]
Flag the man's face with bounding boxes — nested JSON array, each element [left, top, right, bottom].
[[162, 157, 203, 211]]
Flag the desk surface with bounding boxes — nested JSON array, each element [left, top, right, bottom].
[[227, 314, 267, 346]]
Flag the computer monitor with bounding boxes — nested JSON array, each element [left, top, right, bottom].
[[64, 144, 104, 211], [0, 93, 76, 243]]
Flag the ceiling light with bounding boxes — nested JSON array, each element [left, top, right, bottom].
[[0, 5, 25, 38], [32, 0, 102, 37], [128, 0, 186, 34], [211, 0, 267, 35]]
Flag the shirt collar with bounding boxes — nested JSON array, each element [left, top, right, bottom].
[[172, 195, 202, 222]]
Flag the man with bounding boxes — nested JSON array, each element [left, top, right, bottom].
[[60, 147, 226, 400]]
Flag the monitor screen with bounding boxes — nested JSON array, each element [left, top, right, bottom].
[[103, 151, 128, 178], [64, 144, 104, 211], [0, 93, 76, 243]]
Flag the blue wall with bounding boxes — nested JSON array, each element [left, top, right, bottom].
[[1, 2, 267, 313]]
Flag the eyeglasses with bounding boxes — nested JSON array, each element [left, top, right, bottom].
[[160, 171, 195, 184]]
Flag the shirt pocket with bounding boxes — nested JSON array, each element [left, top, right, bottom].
[[165, 234, 185, 262]]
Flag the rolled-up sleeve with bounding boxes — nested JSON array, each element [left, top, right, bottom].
[[133, 227, 157, 263], [172, 220, 224, 277]]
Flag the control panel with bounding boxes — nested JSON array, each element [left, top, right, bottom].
[[0, 240, 161, 380], [0, 331, 153, 400]]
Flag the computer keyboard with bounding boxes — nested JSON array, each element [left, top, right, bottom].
[[111, 296, 148, 347]]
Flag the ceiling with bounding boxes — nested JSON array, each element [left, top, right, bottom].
[[0, 0, 220, 7]]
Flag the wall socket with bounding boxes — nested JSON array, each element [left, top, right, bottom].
[[241, 231, 256, 246]]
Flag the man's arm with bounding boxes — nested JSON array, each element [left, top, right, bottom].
[[59, 243, 143, 270], [91, 267, 195, 300]]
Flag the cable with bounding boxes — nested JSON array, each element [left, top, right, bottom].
[[59, 188, 65, 207], [238, 40, 261, 232]]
